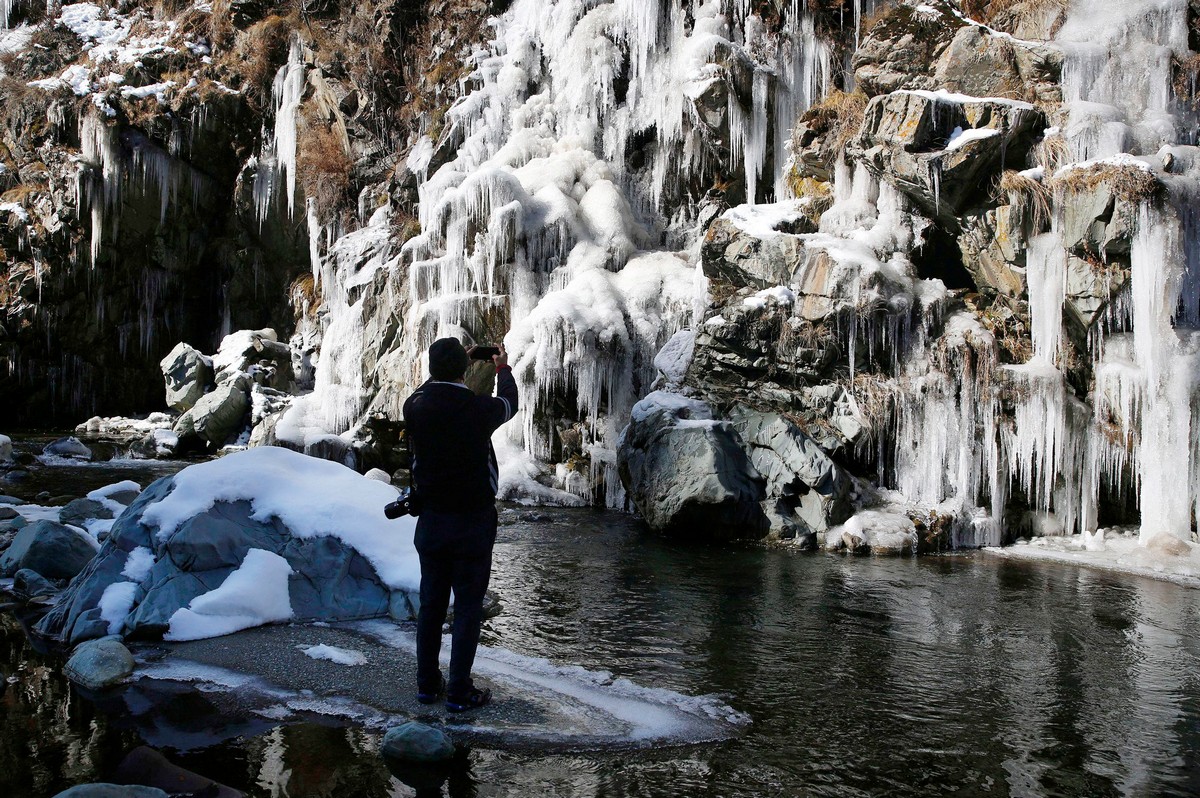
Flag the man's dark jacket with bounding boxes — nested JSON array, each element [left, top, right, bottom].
[[402, 367, 518, 516]]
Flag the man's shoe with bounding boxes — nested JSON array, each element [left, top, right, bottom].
[[446, 687, 492, 713], [417, 674, 445, 705]]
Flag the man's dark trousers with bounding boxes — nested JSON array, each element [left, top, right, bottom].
[[414, 505, 497, 698]]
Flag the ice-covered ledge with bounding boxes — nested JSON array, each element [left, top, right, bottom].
[[983, 533, 1200, 589]]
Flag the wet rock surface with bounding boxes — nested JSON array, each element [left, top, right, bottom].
[[64, 638, 136, 690], [0, 520, 97, 581]]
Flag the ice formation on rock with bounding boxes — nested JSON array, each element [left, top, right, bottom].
[[290, 0, 847, 505]]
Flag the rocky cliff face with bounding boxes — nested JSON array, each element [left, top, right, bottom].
[[5, 1, 1200, 551], [0, 0, 495, 424]]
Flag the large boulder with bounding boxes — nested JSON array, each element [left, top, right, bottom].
[[728, 408, 854, 535], [617, 392, 766, 538], [53, 787, 169, 798], [60, 498, 114, 528], [13, 568, 59, 598], [160, 342, 214, 413], [849, 90, 1044, 223], [958, 207, 1029, 297], [212, 328, 295, 390], [174, 378, 251, 446], [853, 2, 963, 97], [0, 520, 97, 580], [44, 436, 93, 460], [64, 638, 135, 690], [36, 447, 417, 646], [701, 216, 807, 288], [930, 25, 1063, 104]]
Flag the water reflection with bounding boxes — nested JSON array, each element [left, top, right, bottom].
[[3, 506, 1200, 796]]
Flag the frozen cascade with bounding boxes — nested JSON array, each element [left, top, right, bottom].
[[282, 0, 859, 505], [77, 113, 211, 267], [1056, 0, 1192, 159], [253, 36, 306, 223]]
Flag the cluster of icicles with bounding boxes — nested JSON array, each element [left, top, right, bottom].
[[889, 0, 1200, 545]]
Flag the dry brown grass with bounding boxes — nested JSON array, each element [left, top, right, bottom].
[[801, 89, 868, 154], [961, 0, 1069, 33], [1034, 129, 1069, 173], [1, 184, 36, 204], [790, 176, 834, 225], [289, 272, 321, 319], [297, 103, 353, 221], [212, 12, 298, 108], [1173, 53, 1200, 113], [996, 169, 1052, 233], [1048, 162, 1162, 204]]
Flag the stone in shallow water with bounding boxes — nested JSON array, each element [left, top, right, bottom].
[[53, 787, 170, 798], [0, 520, 97, 580], [60, 498, 114, 527], [13, 568, 58, 598], [0, 506, 19, 521], [0, 494, 27, 505], [381, 722, 456, 763], [44, 436, 93, 459], [65, 638, 135, 690]]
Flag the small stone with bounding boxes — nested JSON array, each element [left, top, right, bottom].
[[64, 638, 135, 690], [381, 722, 456, 764], [43, 436, 93, 460], [13, 568, 58, 598], [0, 515, 28, 534], [365, 468, 392, 484], [59, 498, 114, 527], [52, 784, 169, 798], [0, 507, 19, 521]]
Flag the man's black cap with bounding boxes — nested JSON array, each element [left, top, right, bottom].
[[428, 338, 469, 381]]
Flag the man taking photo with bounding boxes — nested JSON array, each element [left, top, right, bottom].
[[402, 337, 518, 712]]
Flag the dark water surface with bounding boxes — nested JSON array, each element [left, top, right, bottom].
[[4, 471, 1200, 796]]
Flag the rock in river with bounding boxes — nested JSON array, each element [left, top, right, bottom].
[[618, 391, 766, 538], [0, 520, 98, 580], [381, 722, 456, 763], [64, 637, 135, 690]]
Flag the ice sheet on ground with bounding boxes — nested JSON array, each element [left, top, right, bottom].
[[357, 620, 749, 744], [985, 533, 1200, 588], [165, 548, 293, 641], [135, 621, 747, 750]]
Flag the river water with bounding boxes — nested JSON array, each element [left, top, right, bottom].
[[3, 461, 1200, 797]]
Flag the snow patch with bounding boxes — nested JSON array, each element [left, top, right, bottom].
[[298, 644, 368, 666], [165, 548, 294, 641]]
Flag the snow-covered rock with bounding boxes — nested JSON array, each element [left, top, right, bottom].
[[37, 446, 418, 646]]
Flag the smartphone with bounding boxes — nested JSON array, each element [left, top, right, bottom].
[[470, 345, 501, 361]]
